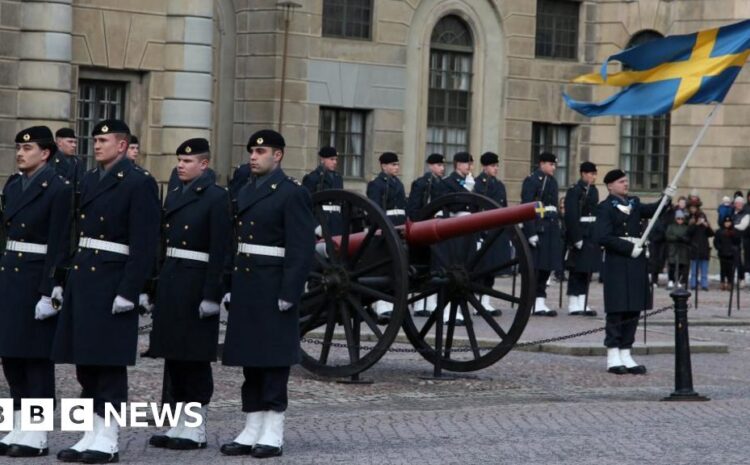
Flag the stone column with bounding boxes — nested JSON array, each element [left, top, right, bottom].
[[17, 0, 73, 127], [156, 0, 213, 175]]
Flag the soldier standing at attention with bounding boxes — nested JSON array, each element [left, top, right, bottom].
[[596, 169, 673, 374], [563, 162, 600, 316], [220, 130, 314, 458], [51, 128, 85, 185], [442, 151, 475, 194], [52, 120, 160, 464], [521, 152, 562, 316], [126, 135, 140, 163], [366, 152, 407, 323], [148, 138, 230, 450], [302, 146, 344, 235], [473, 151, 509, 316], [0, 126, 72, 458]]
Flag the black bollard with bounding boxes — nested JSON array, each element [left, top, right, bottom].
[[662, 287, 709, 401]]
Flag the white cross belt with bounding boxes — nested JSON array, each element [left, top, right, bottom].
[[79, 237, 130, 255], [237, 243, 285, 258], [580, 216, 596, 223], [386, 209, 405, 216], [166, 247, 209, 263], [5, 240, 47, 254], [321, 205, 341, 213]]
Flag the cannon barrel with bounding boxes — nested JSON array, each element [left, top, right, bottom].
[[328, 201, 543, 256]]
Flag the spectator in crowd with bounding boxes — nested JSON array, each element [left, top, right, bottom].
[[686, 198, 713, 291], [732, 196, 749, 288], [718, 195, 733, 226], [666, 209, 690, 289], [714, 216, 742, 291]]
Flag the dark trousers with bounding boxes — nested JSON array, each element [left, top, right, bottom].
[[719, 258, 735, 284], [76, 365, 128, 417], [165, 359, 213, 405], [567, 271, 589, 296], [668, 263, 688, 285], [604, 312, 640, 349], [241, 367, 290, 413], [2, 357, 55, 411], [535, 270, 551, 297]]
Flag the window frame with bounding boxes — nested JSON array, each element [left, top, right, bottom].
[[322, 0, 373, 41], [534, 0, 580, 60], [318, 106, 369, 180]]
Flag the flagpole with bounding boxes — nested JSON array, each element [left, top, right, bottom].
[[635, 103, 722, 249]]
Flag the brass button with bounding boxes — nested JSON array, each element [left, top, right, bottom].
[[20, 223, 25, 228], [245, 267, 250, 272], [73, 265, 78, 270], [248, 235, 253, 239], [182, 241, 187, 246], [166, 223, 170, 229], [184, 225, 189, 230], [17, 252, 22, 257], [166, 239, 170, 244], [237, 236, 241, 240], [77, 248, 81, 252], [238, 221, 243, 226], [95, 250, 99, 255], [13, 267, 19, 272], [99, 235, 105, 239], [234, 266, 238, 271], [80, 214, 85, 219], [100, 216, 104, 222], [90, 266, 96, 272], [0, 267, 4, 271], [250, 221, 255, 226]]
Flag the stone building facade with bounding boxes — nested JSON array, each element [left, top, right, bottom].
[[0, 0, 748, 213]]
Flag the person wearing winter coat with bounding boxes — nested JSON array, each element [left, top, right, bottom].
[[665, 209, 690, 289], [686, 201, 714, 291], [714, 216, 742, 290]]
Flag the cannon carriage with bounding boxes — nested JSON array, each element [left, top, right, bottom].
[[299, 190, 541, 379]]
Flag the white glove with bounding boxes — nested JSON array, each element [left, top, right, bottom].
[[631, 245, 643, 258], [464, 173, 475, 191], [51, 286, 64, 309], [112, 295, 135, 314], [199, 300, 220, 319], [278, 299, 293, 312], [575, 240, 583, 250], [528, 235, 539, 247], [220, 293, 231, 312], [663, 186, 676, 198], [35, 296, 58, 320], [314, 225, 323, 237], [138, 293, 154, 313], [476, 239, 483, 251]]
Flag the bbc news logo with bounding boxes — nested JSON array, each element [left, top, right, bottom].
[[0, 399, 203, 431]]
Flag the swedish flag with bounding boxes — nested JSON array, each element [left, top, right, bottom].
[[564, 20, 750, 116]]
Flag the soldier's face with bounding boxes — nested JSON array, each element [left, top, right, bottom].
[[177, 155, 209, 182], [127, 144, 140, 161], [454, 162, 471, 176], [321, 156, 337, 172], [483, 163, 499, 178], [94, 134, 128, 165], [581, 171, 597, 185], [56, 137, 77, 156], [429, 162, 445, 177], [16, 143, 50, 174], [540, 161, 556, 176], [249, 146, 282, 175], [382, 162, 399, 176], [608, 177, 629, 196]]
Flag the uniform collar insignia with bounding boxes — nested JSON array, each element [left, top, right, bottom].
[[116, 171, 124, 179], [271, 183, 277, 190], [41, 180, 48, 188], [196, 186, 203, 192]]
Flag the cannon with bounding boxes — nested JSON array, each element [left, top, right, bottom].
[[300, 190, 541, 378]]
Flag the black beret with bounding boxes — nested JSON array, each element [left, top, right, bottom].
[[538, 152, 557, 163], [177, 138, 209, 156], [92, 119, 130, 137], [480, 152, 499, 166], [318, 146, 337, 158], [453, 151, 473, 163], [247, 129, 285, 151], [603, 169, 627, 184], [16, 126, 54, 144], [379, 152, 398, 164], [580, 161, 597, 173], [426, 153, 444, 164], [55, 127, 76, 139], [129, 135, 139, 145]]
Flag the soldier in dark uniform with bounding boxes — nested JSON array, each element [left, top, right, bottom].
[[0, 126, 72, 457], [366, 152, 407, 321], [228, 163, 251, 201], [126, 134, 140, 163], [148, 138, 230, 450], [52, 128, 86, 186], [563, 161, 600, 316], [521, 152, 563, 316], [220, 130, 314, 458], [473, 152, 509, 316], [302, 146, 344, 235], [52, 120, 160, 463], [596, 169, 672, 374], [407, 153, 445, 316], [167, 164, 217, 191], [442, 151, 475, 195]]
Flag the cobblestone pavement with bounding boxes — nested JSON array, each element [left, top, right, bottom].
[[4, 278, 750, 464]]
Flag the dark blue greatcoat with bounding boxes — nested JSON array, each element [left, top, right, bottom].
[[51, 156, 160, 366], [51, 150, 86, 189], [302, 165, 344, 234], [0, 166, 72, 358], [228, 163, 251, 201], [564, 179, 601, 273], [474, 172, 512, 271], [407, 172, 446, 221], [149, 173, 230, 362], [168, 166, 217, 192], [596, 194, 660, 314], [222, 168, 315, 367], [521, 169, 562, 271], [366, 173, 407, 226]]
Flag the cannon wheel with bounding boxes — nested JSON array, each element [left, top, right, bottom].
[[299, 190, 408, 378], [402, 192, 535, 372]]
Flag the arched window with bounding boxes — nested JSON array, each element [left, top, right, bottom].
[[620, 31, 671, 191], [426, 15, 473, 163]]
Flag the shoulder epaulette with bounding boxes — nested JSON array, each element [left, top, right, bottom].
[[287, 176, 301, 186]]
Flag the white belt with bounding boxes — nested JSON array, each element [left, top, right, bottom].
[[580, 216, 596, 223], [386, 209, 405, 216], [238, 243, 285, 258], [78, 237, 130, 255], [544, 206, 557, 212], [5, 240, 47, 254], [166, 247, 209, 263], [619, 236, 641, 244], [322, 205, 341, 213]]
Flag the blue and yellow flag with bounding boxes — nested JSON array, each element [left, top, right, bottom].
[[564, 20, 750, 116]]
